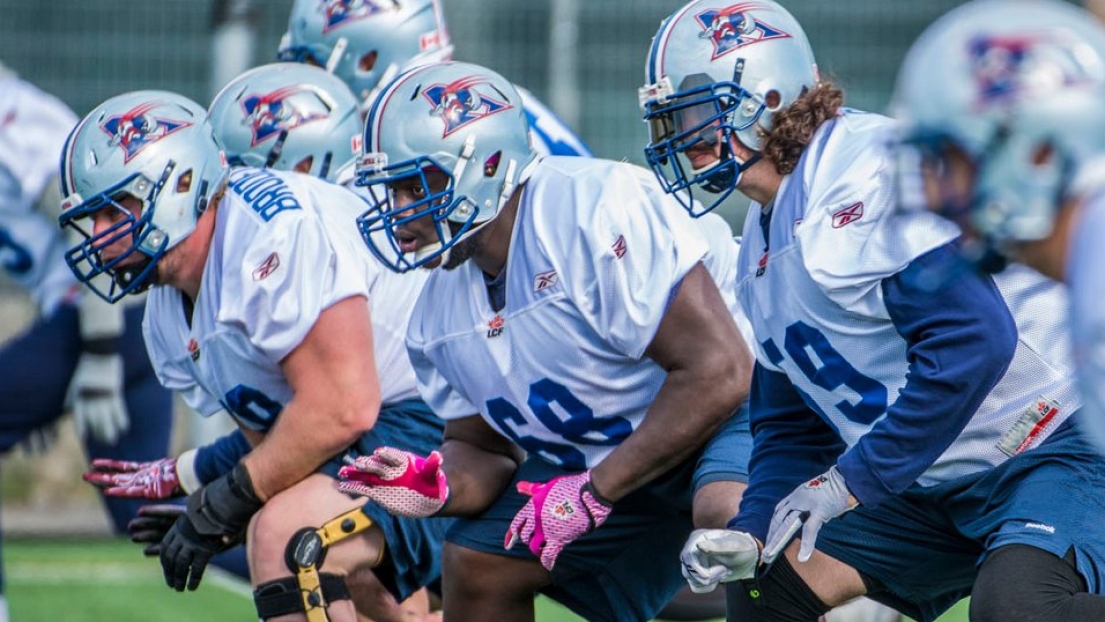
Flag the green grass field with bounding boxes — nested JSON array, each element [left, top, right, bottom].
[[4, 537, 969, 622]]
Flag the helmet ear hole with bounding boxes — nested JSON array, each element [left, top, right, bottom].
[[176, 170, 194, 194], [1031, 142, 1055, 167], [359, 50, 378, 73], [764, 89, 782, 110], [294, 156, 315, 174], [484, 151, 502, 177]]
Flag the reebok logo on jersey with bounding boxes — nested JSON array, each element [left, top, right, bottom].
[[487, 314, 505, 339], [187, 338, 200, 362], [252, 252, 281, 281], [1024, 522, 1055, 534], [756, 251, 769, 277], [533, 269, 558, 292], [832, 202, 864, 228], [612, 235, 627, 259]]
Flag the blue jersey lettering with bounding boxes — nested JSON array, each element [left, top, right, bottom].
[[487, 378, 632, 469], [228, 170, 301, 222]]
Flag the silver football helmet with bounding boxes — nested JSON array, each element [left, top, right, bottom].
[[893, 0, 1105, 249], [278, 0, 453, 109], [355, 61, 537, 272], [209, 62, 361, 181], [59, 90, 229, 302], [640, 0, 818, 215]]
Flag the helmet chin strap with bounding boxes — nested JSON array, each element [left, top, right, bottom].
[[695, 138, 761, 194]]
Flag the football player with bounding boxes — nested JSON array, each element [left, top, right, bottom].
[[277, 0, 593, 158], [337, 60, 754, 622], [894, 0, 1105, 462], [640, 1, 1105, 621], [0, 64, 173, 622], [59, 90, 445, 622]]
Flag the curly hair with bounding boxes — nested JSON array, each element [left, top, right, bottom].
[[760, 82, 844, 175]]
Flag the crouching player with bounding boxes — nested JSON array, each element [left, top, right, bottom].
[[338, 61, 755, 622], [60, 90, 445, 622]]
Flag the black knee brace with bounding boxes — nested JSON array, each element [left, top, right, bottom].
[[971, 545, 1105, 622], [252, 508, 376, 621], [724, 555, 832, 622], [254, 573, 352, 619]]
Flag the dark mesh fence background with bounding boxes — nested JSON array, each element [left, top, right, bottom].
[[0, 0, 1083, 225], [3, 0, 1004, 159]]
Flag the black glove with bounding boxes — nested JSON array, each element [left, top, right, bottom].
[[128, 504, 185, 556], [160, 463, 263, 591]]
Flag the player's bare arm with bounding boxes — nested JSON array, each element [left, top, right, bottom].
[[589, 262, 752, 502], [242, 294, 382, 500], [436, 415, 525, 516]]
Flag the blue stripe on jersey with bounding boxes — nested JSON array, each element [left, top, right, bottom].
[[839, 241, 1017, 505], [193, 429, 252, 486], [729, 362, 845, 542]]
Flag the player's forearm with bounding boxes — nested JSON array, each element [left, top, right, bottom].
[[841, 243, 1016, 504], [592, 358, 748, 503], [183, 429, 254, 490], [729, 364, 845, 540], [243, 395, 378, 500]]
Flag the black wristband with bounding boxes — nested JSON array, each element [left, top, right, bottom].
[[227, 462, 262, 506], [187, 463, 264, 539], [81, 336, 121, 355]]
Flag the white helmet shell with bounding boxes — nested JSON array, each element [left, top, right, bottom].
[[209, 62, 362, 181], [894, 0, 1105, 242]]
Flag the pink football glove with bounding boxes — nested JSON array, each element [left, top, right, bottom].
[[505, 470, 613, 571], [84, 458, 182, 499], [337, 447, 450, 517]]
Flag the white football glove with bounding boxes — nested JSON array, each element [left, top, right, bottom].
[[680, 528, 760, 594], [763, 465, 856, 564], [68, 353, 130, 445]]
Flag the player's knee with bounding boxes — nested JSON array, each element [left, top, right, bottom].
[[245, 504, 291, 570], [724, 555, 832, 622], [692, 480, 746, 528], [442, 543, 546, 602], [971, 545, 1087, 622]]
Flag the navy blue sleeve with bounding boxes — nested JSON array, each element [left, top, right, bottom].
[[728, 362, 845, 542], [838, 241, 1017, 505], [193, 429, 253, 486]]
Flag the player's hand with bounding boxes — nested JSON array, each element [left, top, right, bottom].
[[762, 466, 856, 564], [160, 463, 262, 591], [67, 353, 130, 445], [337, 447, 450, 517], [504, 470, 613, 571], [128, 504, 185, 556], [84, 458, 183, 499], [680, 528, 761, 593]]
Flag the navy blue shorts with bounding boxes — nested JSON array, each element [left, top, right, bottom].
[[814, 418, 1105, 622], [318, 399, 453, 602], [445, 408, 752, 622]]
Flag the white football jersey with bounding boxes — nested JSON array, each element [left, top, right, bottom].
[[406, 156, 752, 470], [0, 76, 79, 315], [143, 168, 425, 430], [737, 110, 1079, 487]]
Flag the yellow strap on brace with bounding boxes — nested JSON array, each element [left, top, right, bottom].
[[296, 508, 376, 622]]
